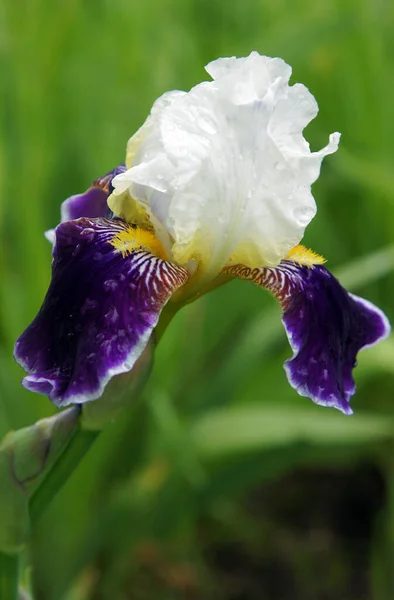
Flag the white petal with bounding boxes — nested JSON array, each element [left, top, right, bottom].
[[125, 91, 186, 168], [205, 52, 292, 105], [112, 52, 340, 280]]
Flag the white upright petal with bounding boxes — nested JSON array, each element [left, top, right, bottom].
[[111, 52, 340, 281]]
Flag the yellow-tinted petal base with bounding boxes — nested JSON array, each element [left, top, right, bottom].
[[286, 244, 326, 267], [109, 225, 167, 260], [108, 190, 151, 230]]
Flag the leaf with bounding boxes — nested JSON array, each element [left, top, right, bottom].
[[192, 404, 394, 459]]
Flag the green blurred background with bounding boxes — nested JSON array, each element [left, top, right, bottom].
[[1, 0, 394, 598]]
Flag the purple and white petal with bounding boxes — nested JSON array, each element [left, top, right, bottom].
[[60, 165, 126, 222], [224, 262, 390, 414], [15, 217, 188, 407]]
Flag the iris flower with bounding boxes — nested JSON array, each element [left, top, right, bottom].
[[15, 52, 390, 415]]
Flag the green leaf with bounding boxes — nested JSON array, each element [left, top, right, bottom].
[[192, 404, 394, 459]]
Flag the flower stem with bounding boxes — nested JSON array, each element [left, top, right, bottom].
[[154, 302, 181, 344], [0, 552, 19, 600], [29, 424, 99, 524]]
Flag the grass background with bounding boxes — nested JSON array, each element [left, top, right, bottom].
[[1, 0, 394, 598]]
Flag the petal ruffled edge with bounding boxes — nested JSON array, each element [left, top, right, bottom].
[[223, 254, 390, 414], [15, 217, 189, 407]]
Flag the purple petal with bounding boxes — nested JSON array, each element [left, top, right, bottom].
[[224, 262, 390, 414], [15, 218, 188, 407], [60, 186, 108, 222], [60, 165, 126, 222]]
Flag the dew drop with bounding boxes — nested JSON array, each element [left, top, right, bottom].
[[94, 252, 103, 260], [274, 162, 285, 171], [105, 307, 119, 324], [293, 206, 315, 224], [80, 228, 95, 242], [72, 244, 81, 258], [103, 279, 118, 292], [102, 340, 113, 356]]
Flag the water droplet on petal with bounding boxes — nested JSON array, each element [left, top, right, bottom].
[[105, 307, 119, 324], [274, 162, 285, 171], [293, 206, 315, 225], [72, 244, 81, 258], [103, 279, 118, 292], [80, 228, 95, 242], [102, 340, 112, 356]]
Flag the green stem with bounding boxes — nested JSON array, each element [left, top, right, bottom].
[[29, 425, 99, 524], [386, 458, 394, 599], [0, 552, 19, 600], [154, 302, 181, 344]]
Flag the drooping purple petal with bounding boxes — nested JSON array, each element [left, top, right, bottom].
[[224, 261, 390, 414], [15, 217, 188, 407], [60, 165, 126, 222]]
